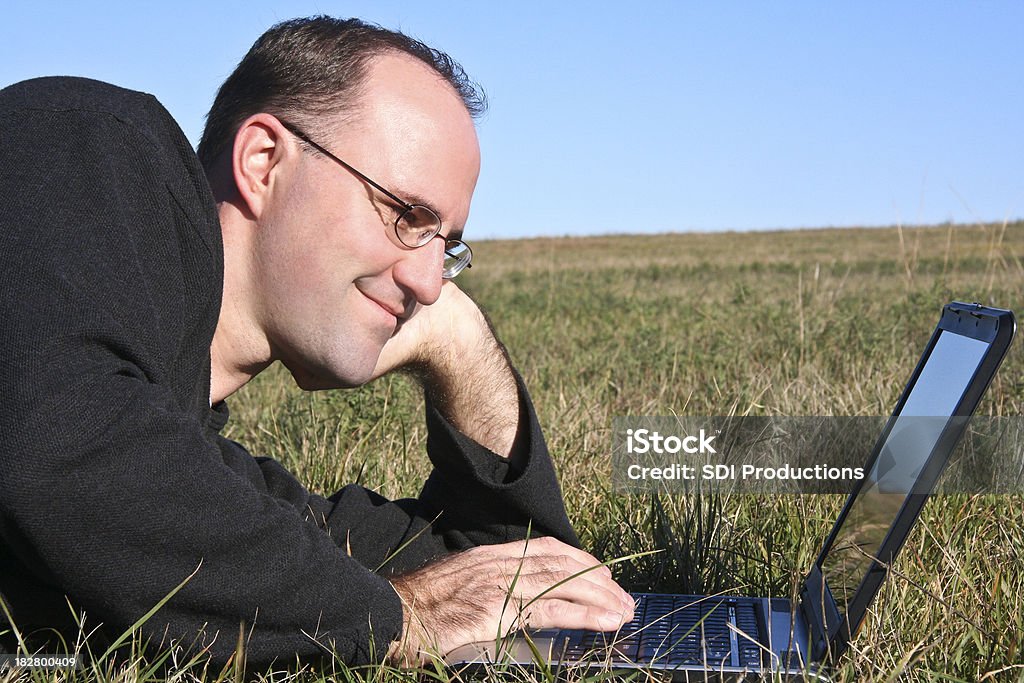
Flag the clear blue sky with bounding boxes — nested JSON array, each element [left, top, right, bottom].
[[2, 2, 1021, 239]]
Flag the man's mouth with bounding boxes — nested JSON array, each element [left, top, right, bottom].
[[359, 290, 405, 327]]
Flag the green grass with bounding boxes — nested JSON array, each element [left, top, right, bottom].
[[4, 220, 1023, 682]]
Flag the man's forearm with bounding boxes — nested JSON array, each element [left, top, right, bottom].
[[414, 298, 521, 459]]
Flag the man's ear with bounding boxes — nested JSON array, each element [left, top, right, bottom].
[[231, 114, 293, 220]]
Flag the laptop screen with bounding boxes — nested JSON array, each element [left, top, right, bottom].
[[819, 329, 990, 616]]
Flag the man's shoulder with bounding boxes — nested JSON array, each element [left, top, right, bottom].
[[0, 76, 166, 127], [0, 76, 222, 356], [1, 76, 218, 255], [0, 76, 199, 176]]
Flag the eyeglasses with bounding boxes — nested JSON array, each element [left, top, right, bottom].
[[278, 119, 473, 279]]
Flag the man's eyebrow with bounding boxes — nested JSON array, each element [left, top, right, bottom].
[[397, 190, 443, 221]]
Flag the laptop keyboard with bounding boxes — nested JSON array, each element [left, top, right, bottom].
[[555, 594, 763, 668]]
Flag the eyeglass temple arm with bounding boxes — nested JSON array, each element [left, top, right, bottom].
[[279, 120, 414, 211], [444, 249, 471, 268]]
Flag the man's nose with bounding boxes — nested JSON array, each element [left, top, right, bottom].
[[393, 237, 444, 306]]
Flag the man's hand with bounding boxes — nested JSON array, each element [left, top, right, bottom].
[[372, 282, 521, 457], [385, 536, 635, 665]]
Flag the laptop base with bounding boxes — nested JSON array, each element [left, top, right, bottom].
[[446, 593, 820, 680]]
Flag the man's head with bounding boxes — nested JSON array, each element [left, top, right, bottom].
[[202, 17, 485, 392], [197, 17, 485, 171]]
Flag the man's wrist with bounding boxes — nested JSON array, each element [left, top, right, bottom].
[[408, 295, 521, 457], [406, 292, 510, 399]]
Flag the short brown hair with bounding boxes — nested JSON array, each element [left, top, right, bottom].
[[197, 16, 486, 170]]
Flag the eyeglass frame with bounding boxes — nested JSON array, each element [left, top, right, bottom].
[[276, 117, 472, 279]]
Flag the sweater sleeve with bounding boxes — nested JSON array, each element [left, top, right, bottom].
[[218, 371, 580, 578], [0, 86, 402, 667]]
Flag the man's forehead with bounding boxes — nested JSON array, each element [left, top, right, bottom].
[[328, 52, 480, 232], [333, 53, 472, 128]]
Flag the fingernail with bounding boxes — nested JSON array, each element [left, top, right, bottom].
[[601, 611, 625, 630]]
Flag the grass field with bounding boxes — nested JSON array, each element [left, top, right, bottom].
[[4, 220, 1023, 682]]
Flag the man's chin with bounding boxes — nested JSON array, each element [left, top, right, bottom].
[[283, 357, 379, 391]]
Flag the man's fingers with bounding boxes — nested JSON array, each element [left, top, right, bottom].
[[488, 537, 617, 589], [509, 597, 632, 633], [462, 539, 630, 614], [504, 558, 634, 615], [513, 536, 614, 577]]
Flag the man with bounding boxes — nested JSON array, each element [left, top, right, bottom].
[[0, 17, 633, 668]]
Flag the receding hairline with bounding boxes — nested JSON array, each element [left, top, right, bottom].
[[311, 49, 478, 137], [212, 49, 478, 173], [197, 16, 487, 172]]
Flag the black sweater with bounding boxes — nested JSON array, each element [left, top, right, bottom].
[[0, 77, 578, 668]]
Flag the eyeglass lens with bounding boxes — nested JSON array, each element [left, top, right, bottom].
[[396, 205, 442, 247], [442, 240, 472, 279]]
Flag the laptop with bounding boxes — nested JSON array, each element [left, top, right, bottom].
[[445, 301, 1016, 679]]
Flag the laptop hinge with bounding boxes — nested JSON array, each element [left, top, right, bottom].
[[799, 565, 836, 661]]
